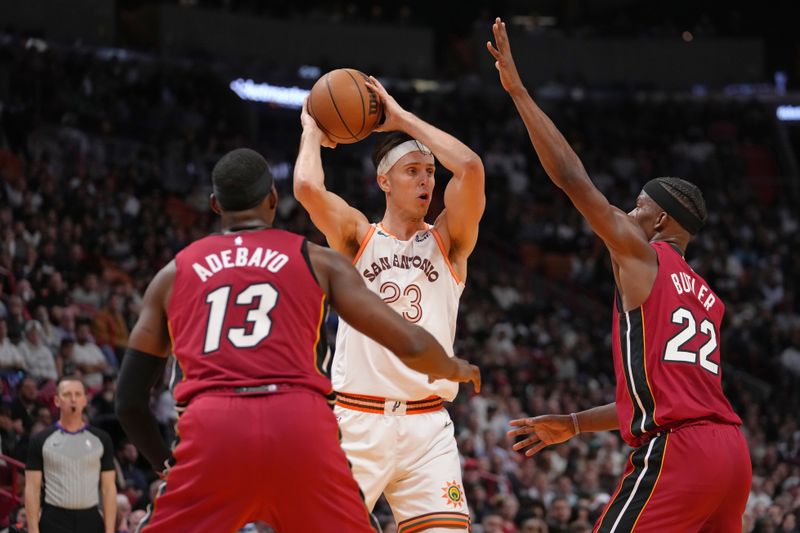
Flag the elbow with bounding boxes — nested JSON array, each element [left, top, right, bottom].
[[114, 395, 140, 426], [461, 154, 484, 176], [394, 330, 429, 363], [292, 178, 323, 203]]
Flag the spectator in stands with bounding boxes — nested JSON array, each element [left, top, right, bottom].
[[18, 321, 58, 383], [55, 338, 77, 378], [33, 305, 60, 353], [71, 274, 102, 316], [547, 497, 573, 533], [520, 517, 549, 533], [481, 513, 505, 533], [91, 293, 128, 368], [114, 494, 130, 533], [10, 378, 43, 435], [0, 317, 26, 373], [0, 403, 18, 456], [71, 320, 109, 391], [5, 296, 27, 344], [115, 441, 150, 509]]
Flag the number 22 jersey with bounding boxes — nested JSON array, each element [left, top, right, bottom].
[[167, 228, 333, 405], [612, 241, 742, 447]]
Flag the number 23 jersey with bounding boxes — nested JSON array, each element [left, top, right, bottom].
[[333, 224, 464, 401], [612, 241, 742, 448], [167, 228, 332, 405]]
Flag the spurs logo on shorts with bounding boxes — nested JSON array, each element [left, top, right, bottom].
[[441, 481, 464, 509]]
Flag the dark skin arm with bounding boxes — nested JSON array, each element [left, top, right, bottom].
[[488, 18, 654, 456], [307, 242, 480, 389], [507, 403, 618, 457], [487, 17, 658, 311]]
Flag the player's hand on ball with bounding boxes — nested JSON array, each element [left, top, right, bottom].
[[507, 415, 576, 457], [300, 98, 337, 148], [429, 357, 481, 393], [486, 17, 525, 95], [364, 76, 406, 132]]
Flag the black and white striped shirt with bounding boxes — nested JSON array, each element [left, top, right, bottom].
[[26, 423, 114, 510]]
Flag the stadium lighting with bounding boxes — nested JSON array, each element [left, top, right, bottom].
[[776, 105, 800, 122], [229, 79, 309, 109]]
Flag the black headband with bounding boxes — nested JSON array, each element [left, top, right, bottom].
[[642, 179, 704, 234], [213, 166, 273, 212]]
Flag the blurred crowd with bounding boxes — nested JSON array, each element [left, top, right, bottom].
[[1, 32, 798, 533]]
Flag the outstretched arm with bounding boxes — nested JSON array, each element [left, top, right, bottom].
[[487, 18, 651, 260], [508, 402, 618, 457], [309, 243, 480, 391], [115, 262, 174, 471], [294, 99, 370, 257], [366, 77, 485, 268]]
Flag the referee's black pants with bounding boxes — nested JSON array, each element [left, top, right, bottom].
[[40, 503, 104, 533]]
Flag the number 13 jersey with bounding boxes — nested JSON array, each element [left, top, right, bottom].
[[167, 228, 333, 405], [333, 224, 464, 401], [612, 241, 742, 448]]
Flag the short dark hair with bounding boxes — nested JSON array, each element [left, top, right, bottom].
[[655, 177, 707, 222], [211, 148, 274, 211], [57, 375, 86, 392], [371, 132, 415, 169]]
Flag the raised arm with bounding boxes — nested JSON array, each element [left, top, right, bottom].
[[308, 243, 480, 391], [366, 77, 485, 271], [115, 262, 173, 471], [294, 99, 370, 257], [487, 19, 652, 261]]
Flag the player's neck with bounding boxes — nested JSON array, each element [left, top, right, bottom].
[[380, 211, 427, 240], [221, 215, 272, 233], [651, 233, 689, 256], [58, 414, 85, 432]]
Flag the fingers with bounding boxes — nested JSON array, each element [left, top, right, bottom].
[[486, 40, 500, 59], [506, 425, 538, 437], [366, 76, 388, 99], [508, 417, 535, 427], [512, 435, 540, 451], [525, 442, 549, 457], [472, 367, 481, 393]]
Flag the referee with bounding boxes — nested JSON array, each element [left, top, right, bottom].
[[25, 376, 117, 533]]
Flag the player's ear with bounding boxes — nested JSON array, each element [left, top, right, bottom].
[[376, 174, 390, 193], [654, 211, 668, 233], [209, 194, 222, 215], [268, 186, 278, 210]]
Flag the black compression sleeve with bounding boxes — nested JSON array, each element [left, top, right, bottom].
[[115, 348, 171, 471]]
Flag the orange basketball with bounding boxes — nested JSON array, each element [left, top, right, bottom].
[[307, 68, 383, 144]]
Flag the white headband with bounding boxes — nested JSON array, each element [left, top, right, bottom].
[[376, 140, 433, 176]]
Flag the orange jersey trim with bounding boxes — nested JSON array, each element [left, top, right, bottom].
[[398, 512, 470, 533], [430, 228, 462, 285], [352, 225, 376, 265]]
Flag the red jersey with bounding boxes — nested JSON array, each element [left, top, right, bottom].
[[612, 241, 741, 447], [167, 228, 332, 405]]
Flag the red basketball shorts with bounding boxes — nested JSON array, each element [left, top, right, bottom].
[[594, 422, 751, 532], [140, 389, 377, 533]]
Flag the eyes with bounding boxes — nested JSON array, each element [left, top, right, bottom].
[[406, 166, 435, 177]]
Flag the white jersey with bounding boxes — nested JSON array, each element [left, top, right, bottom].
[[333, 223, 464, 401]]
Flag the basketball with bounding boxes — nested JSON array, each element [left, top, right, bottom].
[[307, 68, 383, 144]]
